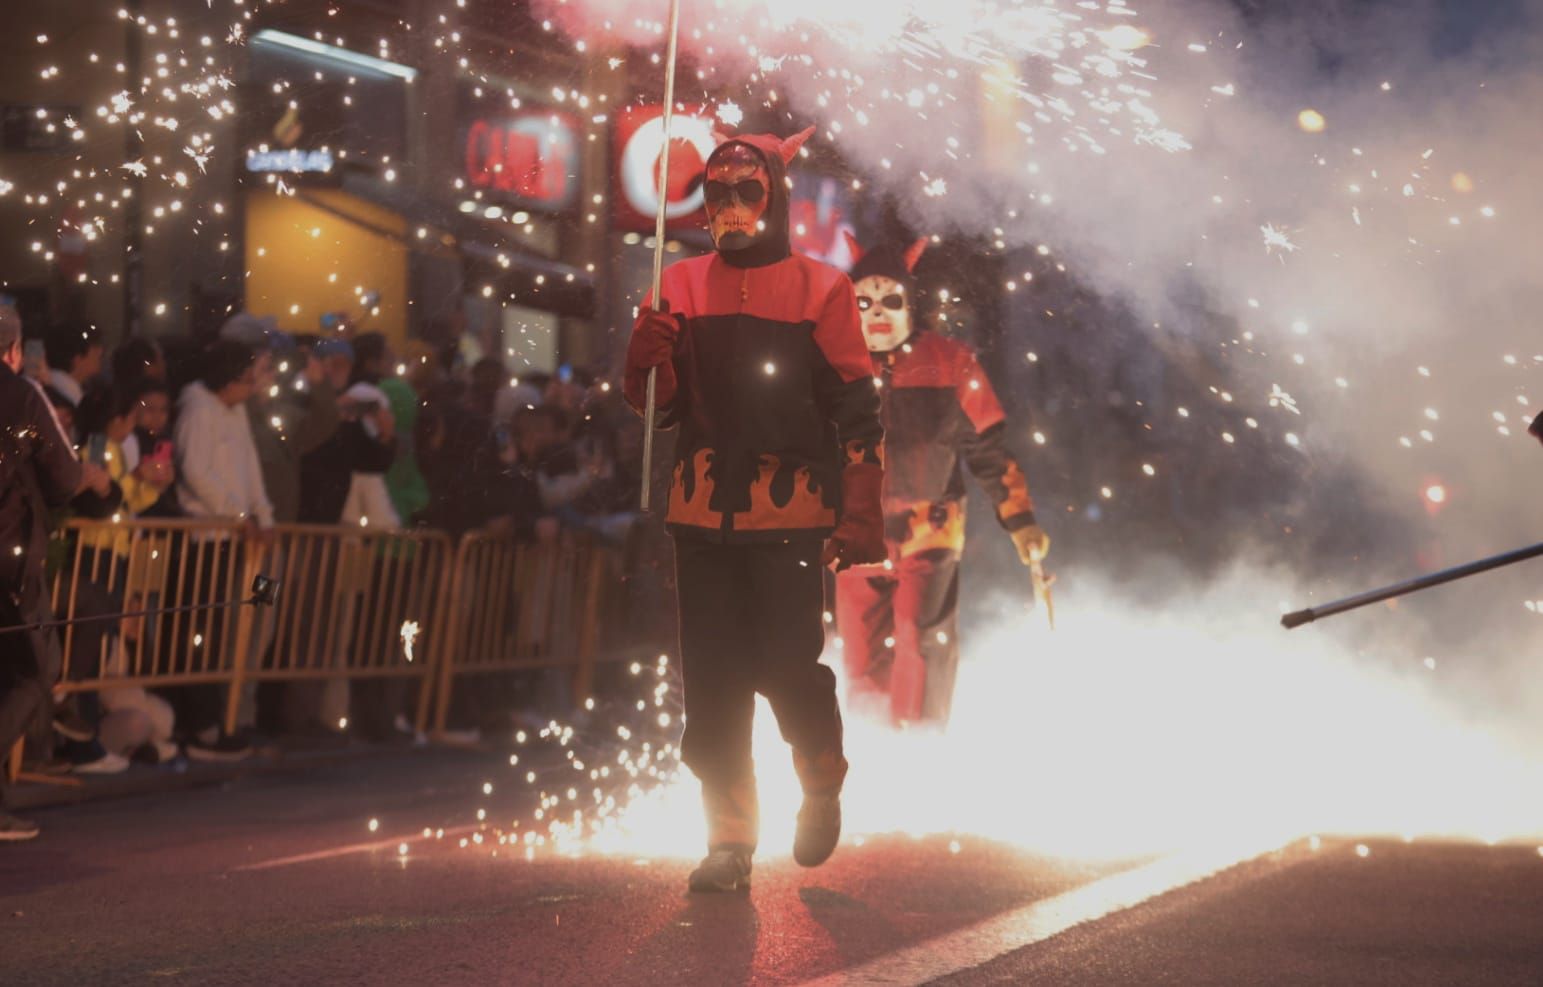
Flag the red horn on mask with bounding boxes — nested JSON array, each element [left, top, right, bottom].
[[842, 231, 866, 264], [903, 237, 929, 273], [778, 125, 817, 164]]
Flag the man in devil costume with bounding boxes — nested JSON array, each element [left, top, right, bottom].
[[835, 234, 1048, 727], [623, 127, 885, 892]]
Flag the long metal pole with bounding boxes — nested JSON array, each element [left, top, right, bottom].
[[640, 0, 683, 513], [1281, 540, 1543, 630]]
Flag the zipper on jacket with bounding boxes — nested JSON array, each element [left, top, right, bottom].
[[721, 266, 751, 537]]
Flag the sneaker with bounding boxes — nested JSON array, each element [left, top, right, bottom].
[[793, 793, 841, 868], [688, 848, 753, 893], [0, 811, 40, 842], [186, 732, 253, 763], [73, 750, 131, 775]]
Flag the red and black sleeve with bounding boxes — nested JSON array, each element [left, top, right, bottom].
[[955, 350, 1037, 531], [811, 276, 884, 469], [629, 275, 689, 428]]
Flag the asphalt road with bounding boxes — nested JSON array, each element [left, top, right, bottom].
[[3, 751, 1541, 986]]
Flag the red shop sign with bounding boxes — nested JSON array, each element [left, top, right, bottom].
[[463, 110, 580, 210], [612, 103, 721, 233]]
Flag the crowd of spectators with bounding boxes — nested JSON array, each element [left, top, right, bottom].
[[0, 299, 642, 837]]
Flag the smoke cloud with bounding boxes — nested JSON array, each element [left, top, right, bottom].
[[539, 0, 1543, 841]]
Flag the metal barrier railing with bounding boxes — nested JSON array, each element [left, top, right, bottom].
[[4, 519, 624, 781], [51, 517, 256, 690], [5, 517, 260, 786], [425, 531, 611, 734], [252, 523, 454, 733]]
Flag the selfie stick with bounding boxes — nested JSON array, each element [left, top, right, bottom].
[[0, 574, 280, 637]]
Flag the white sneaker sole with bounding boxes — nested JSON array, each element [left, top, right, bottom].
[[73, 754, 132, 775]]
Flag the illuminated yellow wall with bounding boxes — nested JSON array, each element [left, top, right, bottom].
[[244, 189, 409, 344]]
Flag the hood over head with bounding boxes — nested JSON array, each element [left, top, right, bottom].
[[844, 233, 931, 353], [845, 233, 930, 294], [704, 125, 815, 268]]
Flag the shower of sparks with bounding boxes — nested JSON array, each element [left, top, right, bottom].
[[443, 580, 1543, 864], [539, 0, 1191, 167]]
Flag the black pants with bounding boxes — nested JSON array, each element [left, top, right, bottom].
[[836, 548, 961, 725], [63, 548, 126, 728], [0, 594, 51, 804], [674, 536, 845, 850]]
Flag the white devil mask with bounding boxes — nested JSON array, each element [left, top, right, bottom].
[[853, 275, 913, 353], [845, 234, 929, 353]]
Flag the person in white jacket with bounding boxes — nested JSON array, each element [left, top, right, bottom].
[[161, 340, 272, 761], [175, 340, 275, 534]]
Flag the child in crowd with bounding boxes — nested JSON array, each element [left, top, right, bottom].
[[129, 381, 178, 516], [69, 385, 181, 767], [77, 385, 174, 524]]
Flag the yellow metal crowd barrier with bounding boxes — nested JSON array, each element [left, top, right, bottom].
[[5, 518, 626, 781], [426, 530, 612, 734], [51, 517, 253, 692], [254, 522, 455, 732]]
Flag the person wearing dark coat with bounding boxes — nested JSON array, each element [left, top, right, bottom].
[[622, 127, 886, 891], [298, 340, 395, 525], [0, 304, 116, 840], [834, 234, 1049, 728]]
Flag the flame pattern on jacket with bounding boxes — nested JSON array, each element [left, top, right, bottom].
[[875, 330, 1036, 557], [638, 252, 884, 542]]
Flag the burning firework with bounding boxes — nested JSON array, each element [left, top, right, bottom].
[[444, 571, 1543, 864]]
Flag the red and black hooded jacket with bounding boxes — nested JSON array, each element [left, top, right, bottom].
[[628, 129, 884, 543], [848, 240, 1037, 557]]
